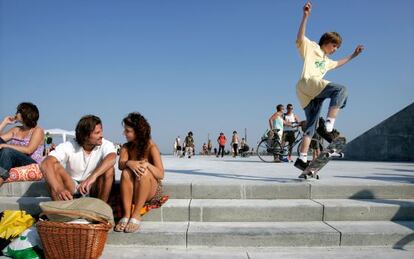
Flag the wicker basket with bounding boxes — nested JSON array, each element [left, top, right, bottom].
[[37, 210, 112, 259]]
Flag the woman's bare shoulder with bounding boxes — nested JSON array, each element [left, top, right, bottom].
[[148, 140, 158, 150], [34, 126, 45, 134]]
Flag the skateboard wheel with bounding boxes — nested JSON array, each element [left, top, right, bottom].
[[304, 174, 308, 179], [316, 175, 320, 180]]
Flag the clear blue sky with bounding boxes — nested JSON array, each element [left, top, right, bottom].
[[1, 0, 413, 153]]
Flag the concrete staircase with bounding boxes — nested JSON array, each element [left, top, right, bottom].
[[1, 181, 413, 248]]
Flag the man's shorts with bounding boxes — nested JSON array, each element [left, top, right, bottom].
[[283, 131, 295, 144], [72, 179, 81, 194]]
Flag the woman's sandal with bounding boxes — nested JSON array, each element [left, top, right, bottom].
[[114, 217, 129, 232], [124, 218, 141, 233]]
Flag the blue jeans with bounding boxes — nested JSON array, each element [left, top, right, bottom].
[[303, 82, 348, 137], [0, 138, 37, 180]]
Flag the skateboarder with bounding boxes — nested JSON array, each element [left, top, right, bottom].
[[294, 1, 364, 171]]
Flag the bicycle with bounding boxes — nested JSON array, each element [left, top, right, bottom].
[[256, 123, 323, 163]]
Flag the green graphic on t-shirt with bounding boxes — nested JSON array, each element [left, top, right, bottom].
[[315, 60, 326, 73]]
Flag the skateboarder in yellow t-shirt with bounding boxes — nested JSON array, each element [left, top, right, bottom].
[[294, 1, 364, 171]]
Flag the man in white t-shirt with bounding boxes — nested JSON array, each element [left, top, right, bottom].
[[41, 115, 116, 202]]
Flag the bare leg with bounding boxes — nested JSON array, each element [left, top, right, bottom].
[[327, 107, 340, 119], [41, 157, 75, 200], [300, 135, 311, 154], [114, 168, 135, 232], [120, 169, 134, 219], [0, 178, 4, 188], [125, 172, 158, 232], [315, 148, 321, 160], [288, 142, 294, 159], [91, 167, 114, 203]]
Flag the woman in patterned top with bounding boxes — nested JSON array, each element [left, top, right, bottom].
[[0, 102, 44, 187]]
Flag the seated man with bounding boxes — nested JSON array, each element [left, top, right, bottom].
[[41, 115, 116, 202]]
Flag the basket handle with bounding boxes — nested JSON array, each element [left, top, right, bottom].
[[40, 210, 111, 225]]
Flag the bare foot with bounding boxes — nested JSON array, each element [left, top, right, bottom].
[[114, 217, 129, 232], [124, 217, 141, 233]]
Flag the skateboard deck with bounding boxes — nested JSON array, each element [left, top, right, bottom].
[[300, 136, 346, 179]]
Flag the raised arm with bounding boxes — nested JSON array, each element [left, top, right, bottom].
[[297, 2, 312, 43], [0, 116, 16, 141], [335, 45, 364, 68]]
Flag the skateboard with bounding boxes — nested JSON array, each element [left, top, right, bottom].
[[299, 136, 346, 180]]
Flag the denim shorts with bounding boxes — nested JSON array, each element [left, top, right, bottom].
[[303, 82, 348, 137]]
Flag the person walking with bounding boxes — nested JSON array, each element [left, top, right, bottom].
[[217, 133, 226, 158]]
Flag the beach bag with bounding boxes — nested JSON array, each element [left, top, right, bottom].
[[2, 227, 43, 259]]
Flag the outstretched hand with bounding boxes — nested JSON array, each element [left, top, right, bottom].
[[303, 2, 312, 17], [352, 45, 364, 57]]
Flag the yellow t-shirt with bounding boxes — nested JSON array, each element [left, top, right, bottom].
[[296, 36, 338, 108]]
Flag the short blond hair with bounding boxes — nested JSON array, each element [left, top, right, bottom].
[[319, 32, 342, 48]]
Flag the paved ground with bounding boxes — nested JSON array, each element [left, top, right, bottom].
[[106, 155, 414, 258], [3, 155, 412, 258], [139, 155, 414, 185], [102, 246, 414, 259]]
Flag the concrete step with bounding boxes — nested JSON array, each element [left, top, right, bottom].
[[189, 199, 322, 222], [107, 221, 414, 248], [108, 222, 188, 246], [101, 246, 414, 259], [1, 181, 414, 199], [327, 221, 414, 247], [186, 221, 339, 247], [317, 199, 414, 221], [0, 197, 51, 215], [2, 197, 413, 222]]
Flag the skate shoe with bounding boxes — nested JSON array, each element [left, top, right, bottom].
[[294, 158, 310, 171], [316, 117, 340, 143]]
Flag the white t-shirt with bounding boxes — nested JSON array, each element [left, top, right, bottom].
[[50, 138, 116, 181], [284, 113, 297, 132]]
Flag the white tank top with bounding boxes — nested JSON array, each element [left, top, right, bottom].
[[284, 113, 296, 131]]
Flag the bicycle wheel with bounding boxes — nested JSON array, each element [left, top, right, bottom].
[[257, 138, 283, 163]]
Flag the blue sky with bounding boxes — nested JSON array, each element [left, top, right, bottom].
[[1, 0, 413, 153]]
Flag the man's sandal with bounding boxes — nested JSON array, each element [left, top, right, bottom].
[[124, 218, 141, 233], [114, 217, 129, 232]]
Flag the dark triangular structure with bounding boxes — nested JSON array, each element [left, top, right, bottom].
[[344, 103, 414, 162]]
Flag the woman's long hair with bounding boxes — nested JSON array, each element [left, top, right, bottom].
[[122, 112, 151, 160]]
